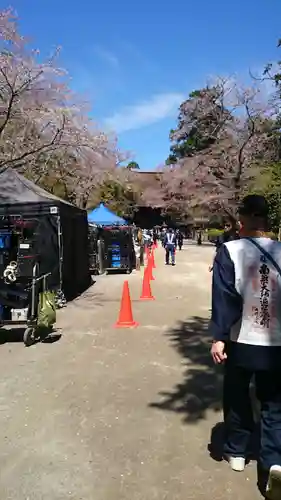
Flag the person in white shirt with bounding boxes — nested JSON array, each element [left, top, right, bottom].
[[164, 228, 176, 265], [210, 194, 281, 499]]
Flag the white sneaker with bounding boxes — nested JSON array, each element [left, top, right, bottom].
[[228, 456, 246, 472], [266, 465, 281, 500]]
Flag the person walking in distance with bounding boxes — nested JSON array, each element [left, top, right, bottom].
[[161, 227, 167, 247], [209, 220, 239, 272], [209, 194, 281, 499], [216, 221, 239, 250], [176, 230, 184, 250], [164, 228, 176, 266]]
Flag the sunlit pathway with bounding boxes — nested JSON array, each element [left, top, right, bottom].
[[0, 241, 260, 499]]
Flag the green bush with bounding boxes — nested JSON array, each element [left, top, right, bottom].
[[266, 231, 278, 240], [207, 228, 223, 237], [208, 229, 277, 239], [207, 229, 278, 240]]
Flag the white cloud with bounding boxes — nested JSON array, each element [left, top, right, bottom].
[[94, 46, 119, 68], [104, 92, 184, 133]]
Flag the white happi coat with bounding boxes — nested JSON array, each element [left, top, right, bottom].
[[225, 237, 281, 347]]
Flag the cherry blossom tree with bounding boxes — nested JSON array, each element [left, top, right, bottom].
[[0, 8, 68, 170], [157, 78, 279, 219], [0, 8, 122, 209]]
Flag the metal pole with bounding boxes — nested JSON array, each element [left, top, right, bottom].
[[57, 214, 63, 290]]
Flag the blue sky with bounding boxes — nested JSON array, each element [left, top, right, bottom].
[[6, 0, 281, 170]]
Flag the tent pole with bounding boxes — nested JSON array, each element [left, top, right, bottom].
[[57, 214, 63, 291]]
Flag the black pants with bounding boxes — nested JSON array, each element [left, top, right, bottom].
[[165, 244, 175, 264], [223, 363, 281, 471]]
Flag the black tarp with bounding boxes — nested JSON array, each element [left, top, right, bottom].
[[0, 167, 91, 300]]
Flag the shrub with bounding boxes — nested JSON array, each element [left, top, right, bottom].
[[207, 228, 223, 237], [266, 231, 278, 240], [207, 229, 278, 241]]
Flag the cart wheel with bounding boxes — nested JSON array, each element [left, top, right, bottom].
[[23, 327, 36, 347]]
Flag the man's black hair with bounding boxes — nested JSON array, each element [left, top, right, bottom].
[[238, 194, 269, 218]]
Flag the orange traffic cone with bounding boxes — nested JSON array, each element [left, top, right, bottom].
[[147, 255, 155, 281], [140, 267, 155, 300], [151, 251, 156, 269], [114, 281, 139, 328]]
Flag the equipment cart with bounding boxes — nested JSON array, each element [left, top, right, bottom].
[[0, 213, 56, 346], [0, 263, 51, 346], [101, 226, 135, 273]]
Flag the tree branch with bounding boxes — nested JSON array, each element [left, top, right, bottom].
[[0, 117, 65, 168]]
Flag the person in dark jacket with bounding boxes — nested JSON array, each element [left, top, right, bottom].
[[215, 221, 239, 250], [161, 228, 166, 248], [176, 230, 184, 250], [209, 221, 239, 272], [209, 195, 281, 499]]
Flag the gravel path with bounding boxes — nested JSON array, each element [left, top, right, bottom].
[[0, 241, 261, 499]]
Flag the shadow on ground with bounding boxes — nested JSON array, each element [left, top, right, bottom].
[[0, 327, 61, 345], [149, 315, 223, 423]]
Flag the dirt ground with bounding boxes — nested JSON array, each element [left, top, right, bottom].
[[0, 241, 262, 500]]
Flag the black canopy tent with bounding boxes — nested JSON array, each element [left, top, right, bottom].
[[0, 167, 91, 300]]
